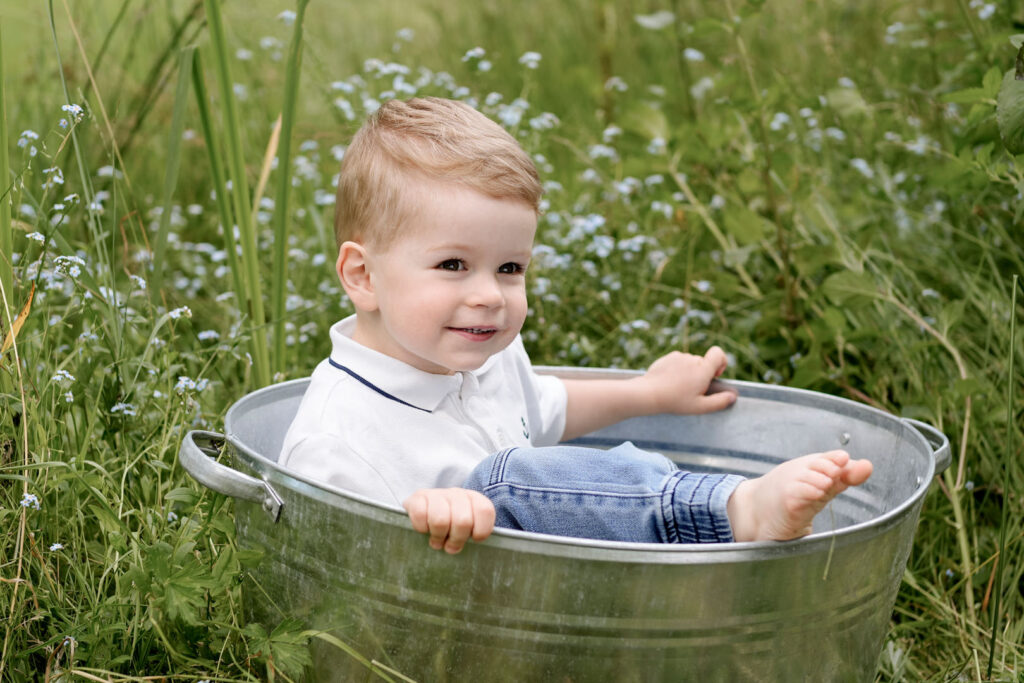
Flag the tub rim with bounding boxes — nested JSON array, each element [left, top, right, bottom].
[[213, 370, 947, 564]]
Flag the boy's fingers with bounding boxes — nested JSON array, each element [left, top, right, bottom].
[[425, 495, 453, 551], [402, 491, 430, 534], [469, 493, 496, 541], [444, 491, 475, 554], [696, 388, 737, 413], [704, 345, 728, 377]]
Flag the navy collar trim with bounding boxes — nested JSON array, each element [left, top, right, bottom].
[[328, 358, 432, 413]]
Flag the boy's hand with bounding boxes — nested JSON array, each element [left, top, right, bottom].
[[402, 488, 496, 554], [643, 346, 737, 415]]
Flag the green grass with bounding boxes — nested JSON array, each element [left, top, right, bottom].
[[1, 0, 1023, 680]]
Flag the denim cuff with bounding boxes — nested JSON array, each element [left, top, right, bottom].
[[660, 472, 745, 544]]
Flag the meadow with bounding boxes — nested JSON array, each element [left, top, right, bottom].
[[1, 0, 1023, 680]]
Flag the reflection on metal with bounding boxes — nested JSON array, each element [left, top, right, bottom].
[[179, 367, 949, 682]]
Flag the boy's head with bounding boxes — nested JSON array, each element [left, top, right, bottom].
[[334, 97, 543, 250]]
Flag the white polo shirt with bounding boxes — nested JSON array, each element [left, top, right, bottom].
[[279, 315, 568, 506]]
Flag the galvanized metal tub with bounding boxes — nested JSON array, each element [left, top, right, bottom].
[[179, 368, 949, 682]]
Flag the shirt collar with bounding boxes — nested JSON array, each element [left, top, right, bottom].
[[327, 315, 498, 412]]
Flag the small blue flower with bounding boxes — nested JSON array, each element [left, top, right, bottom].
[[21, 493, 41, 510], [518, 51, 542, 69], [49, 542, 63, 551]]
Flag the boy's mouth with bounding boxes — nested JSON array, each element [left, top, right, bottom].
[[447, 326, 499, 341]]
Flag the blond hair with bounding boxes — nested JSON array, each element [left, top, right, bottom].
[[334, 97, 542, 249]]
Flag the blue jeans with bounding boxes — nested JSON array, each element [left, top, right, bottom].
[[462, 442, 745, 544]]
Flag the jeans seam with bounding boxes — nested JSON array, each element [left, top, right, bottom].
[[662, 472, 679, 544]]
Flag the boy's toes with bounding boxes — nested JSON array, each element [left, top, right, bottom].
[[842, 459, 873, 486]]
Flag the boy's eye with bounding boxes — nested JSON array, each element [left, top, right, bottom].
[[437, 259, 466, 271], [498, 262, 525, 275]]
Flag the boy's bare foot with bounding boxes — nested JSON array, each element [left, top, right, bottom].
[[726, 450, 873, 542]]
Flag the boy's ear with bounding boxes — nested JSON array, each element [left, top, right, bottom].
[[336, 241, 378, 312]]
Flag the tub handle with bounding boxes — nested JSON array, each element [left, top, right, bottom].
[[902, 418, 951, 475], [179, 430, 283, 522]]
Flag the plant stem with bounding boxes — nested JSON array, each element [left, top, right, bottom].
[[271, 0, 310, 378], [203, 0, 271, 388], [987, 274, 1018, 678], [191, 51, 247, 326], [0, 23, 12, 318]]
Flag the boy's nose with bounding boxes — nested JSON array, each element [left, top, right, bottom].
[[466, 275, 504, 308]]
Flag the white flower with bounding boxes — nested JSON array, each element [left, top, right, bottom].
[[683, 48, 705, 62], [838, 76, 856, 88], [396, 27, 415, 41], [110, 402, 138, 417], [236, 48, 253, 60], [588, 144, 618, 161], [634, 11, 675, 30], [42, 167, 65, 189], [850, 158, 874, 178], [477, 60, 492, 72], [50, 542, 63, 551], [97, 165, 124, 179], [977, 3, 995, 19], [168, 306, 192, 320], [277, 9, 296, 25], [604, 76, 628, 92], [21, 493, 41, 509], [462, 47, 486, 61], [769, 112, 790, 131], [690, 76, 714, 100], [197, 330, 220, 341], [17, 130, 39, 147], [27, 232, 45, 243], [54, 255, 85, 278], [51, 369, 76, 383], [518, 51, 542, 69], [61, 103, 85, 121], [602, 125, 622, 142], [64, 391, 74, 404], [709, 194, 726, 210]]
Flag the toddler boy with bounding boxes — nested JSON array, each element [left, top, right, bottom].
[[280, 97, 872, 553]]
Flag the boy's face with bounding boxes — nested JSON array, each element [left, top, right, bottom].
[[353, 183, 537, 375]]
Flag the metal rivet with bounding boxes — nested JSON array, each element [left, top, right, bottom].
[[839, 432, 851, 445]]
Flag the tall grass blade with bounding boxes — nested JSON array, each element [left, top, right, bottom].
[[271, 0, 310, 376], [203, 0, 271, 387], [191, 51, 247, 337], [0, 23, 13, 317], [149, 46, 194, 304], [987, 273, 1019, 678]]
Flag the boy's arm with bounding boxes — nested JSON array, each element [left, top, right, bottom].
[[403, 488, 496, 554], [560, 347, 737, 441]]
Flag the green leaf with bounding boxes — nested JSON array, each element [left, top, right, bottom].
[[620, 102, 669, 141], [983, 66, 1003, 97], [940, 87, 991, 105], [1011, 34, 1024, 49], [997, 68, 1024, 154], [826, 87, 869, 118], [722, 206, 771, 245], [821, 271, 878, 305]]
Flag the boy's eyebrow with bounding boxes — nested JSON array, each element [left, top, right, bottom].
[[425, 242, 533, 258]]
